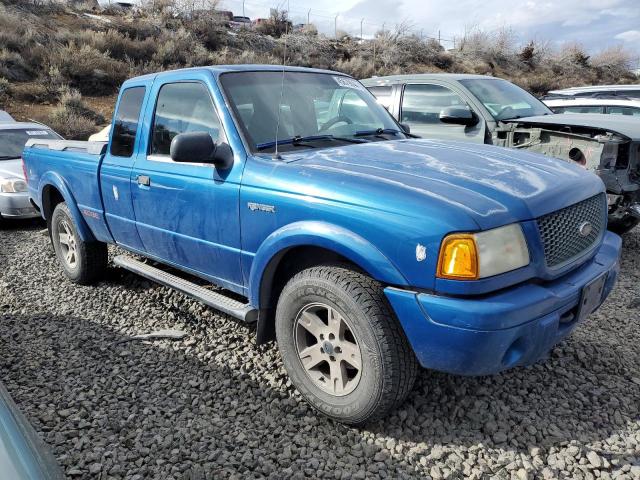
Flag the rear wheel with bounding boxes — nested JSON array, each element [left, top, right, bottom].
[[50, 202, 107, 285], [275, 265, 418, 425]]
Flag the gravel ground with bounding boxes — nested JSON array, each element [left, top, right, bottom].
[[1, 219, 639, 480]]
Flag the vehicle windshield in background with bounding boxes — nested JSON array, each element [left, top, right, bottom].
[[0, 128, 59, 159], [460, 78, 552, 121], [220, 71, 406, 153]]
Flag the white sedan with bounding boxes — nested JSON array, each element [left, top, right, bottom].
[[0, 116, 61, 223]]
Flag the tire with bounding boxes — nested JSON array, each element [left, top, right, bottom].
[[275, 265, 418, 425], [50, 202, 107, 285], [608, 216, 639, 235]]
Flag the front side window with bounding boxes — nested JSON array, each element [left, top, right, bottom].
[[150, 82, 221, 156], [0, 128, 59, 160], [401, 84, 467, 125], [460, 78, 552, 121], [220, 71, 404, 154], [110, 86, 145, 157], [553, 105, 605, 114], [608, 106, 640, 116]]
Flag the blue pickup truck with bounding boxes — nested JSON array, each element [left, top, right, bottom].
[[23, 65, 621, 424]]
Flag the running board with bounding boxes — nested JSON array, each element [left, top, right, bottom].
[[113, 255, 257, 323]]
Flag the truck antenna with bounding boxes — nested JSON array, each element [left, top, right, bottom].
[[274, 3, 290, 159]]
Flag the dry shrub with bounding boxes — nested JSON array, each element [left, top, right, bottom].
[[0, 49, 33, 82], [8, 82, 49, 102], [0, 77, 10, 102], [152, 29, 211, 67], [591, 46, 636, 80], [47, 88, 101, 140], [255, 9, 291, 38], [48, 43, 127, 95]]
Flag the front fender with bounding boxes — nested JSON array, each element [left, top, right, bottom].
[[38, 172, 96, 242], [248, 221, 409, 307]]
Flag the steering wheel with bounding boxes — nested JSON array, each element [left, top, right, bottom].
[[320, 115, 353, 131], [495, 106, 516, 119]]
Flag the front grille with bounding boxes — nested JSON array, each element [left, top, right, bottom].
[[536, 193, 606, 269]]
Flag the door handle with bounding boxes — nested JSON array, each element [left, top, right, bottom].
[[137, 175, 151, 187]]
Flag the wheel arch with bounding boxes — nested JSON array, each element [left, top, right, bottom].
[[39, 173, 96, 242], [250, 221, 408, 344]]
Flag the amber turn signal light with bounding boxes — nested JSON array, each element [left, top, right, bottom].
[[436, 234, 479, 280]]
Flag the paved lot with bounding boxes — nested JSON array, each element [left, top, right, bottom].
[[1, 219, 639, 479]]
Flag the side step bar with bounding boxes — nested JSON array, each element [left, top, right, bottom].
[[113, 255, 257, 323]]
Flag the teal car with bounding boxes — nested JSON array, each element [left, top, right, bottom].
[[0, 382, 63, 479]]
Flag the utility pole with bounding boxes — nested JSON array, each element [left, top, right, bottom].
[[242, 0, 245, 17], [420, 29, 423, 41], [382, 22, 385, 36], [438, 30, 441, 45], [334, 14, 338, 39], [360, 18, 364, 40], [307, 8, 311, 25]]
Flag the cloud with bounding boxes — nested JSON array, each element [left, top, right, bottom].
[[615, 30, 640, 42]]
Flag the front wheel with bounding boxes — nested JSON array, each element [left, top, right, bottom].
[[50, 202, 107, 285], [275, 265, 418, 425]]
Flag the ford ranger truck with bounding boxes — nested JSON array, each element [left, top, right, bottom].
[[23, 66, 621, 425], [362, 74, 640, 234]]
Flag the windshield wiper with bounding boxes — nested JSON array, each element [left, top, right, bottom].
[[256, 135, 366, 151], [354, 128, 402, 137]]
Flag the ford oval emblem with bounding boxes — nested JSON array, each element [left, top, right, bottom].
[[578, 221, 593, 237]]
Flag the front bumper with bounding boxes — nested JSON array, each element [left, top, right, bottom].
[[0, 192, 39, 219], [385, 232, 621, 376]]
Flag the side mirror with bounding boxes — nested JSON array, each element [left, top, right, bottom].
[[439, 106, 478, 127], [170, 132, 233, 169], [399, 123, 411, 134]]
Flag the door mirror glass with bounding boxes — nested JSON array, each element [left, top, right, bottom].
[[439, 106, 478, 126]]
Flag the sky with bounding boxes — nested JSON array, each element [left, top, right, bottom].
[[218, 0, 640, 55]]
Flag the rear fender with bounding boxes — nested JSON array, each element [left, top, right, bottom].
[[248, 221, 408, 307], [38, 172, 96, 242]]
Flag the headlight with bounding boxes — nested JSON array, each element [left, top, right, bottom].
[[0, 178, 28, 193], [437, 224, 529, 280]]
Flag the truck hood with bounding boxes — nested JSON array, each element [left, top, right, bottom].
[[503, 113, 640, 140], [282, 139, 604, 229], [0, 159, 23, 180]]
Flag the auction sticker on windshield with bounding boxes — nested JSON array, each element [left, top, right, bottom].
[[26, 131, 51, 136], [333, 76, 366, 91]]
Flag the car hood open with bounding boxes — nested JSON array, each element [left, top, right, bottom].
[[503, 113, 640, 140]]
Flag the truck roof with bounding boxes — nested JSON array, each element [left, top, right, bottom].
[[125, 65, 347, 85]]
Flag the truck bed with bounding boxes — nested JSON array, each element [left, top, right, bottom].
[[23, 139, 109, 239]]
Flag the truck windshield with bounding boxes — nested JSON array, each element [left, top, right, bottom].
[[460, 78, 552, 121], [220, 71, 406, 153], [0, 128, 59, 160]]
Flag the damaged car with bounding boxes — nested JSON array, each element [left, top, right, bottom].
[[362, 74, 640, 233]]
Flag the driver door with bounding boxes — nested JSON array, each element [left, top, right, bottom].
[[130, 77, 243, 292], [400, 83, 485, 142]]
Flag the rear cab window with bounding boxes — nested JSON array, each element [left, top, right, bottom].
[[110, 86, 146, 157], [367, 86, 393, 110]]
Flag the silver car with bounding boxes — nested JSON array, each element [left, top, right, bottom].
[[0, 119, 61, 223]]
